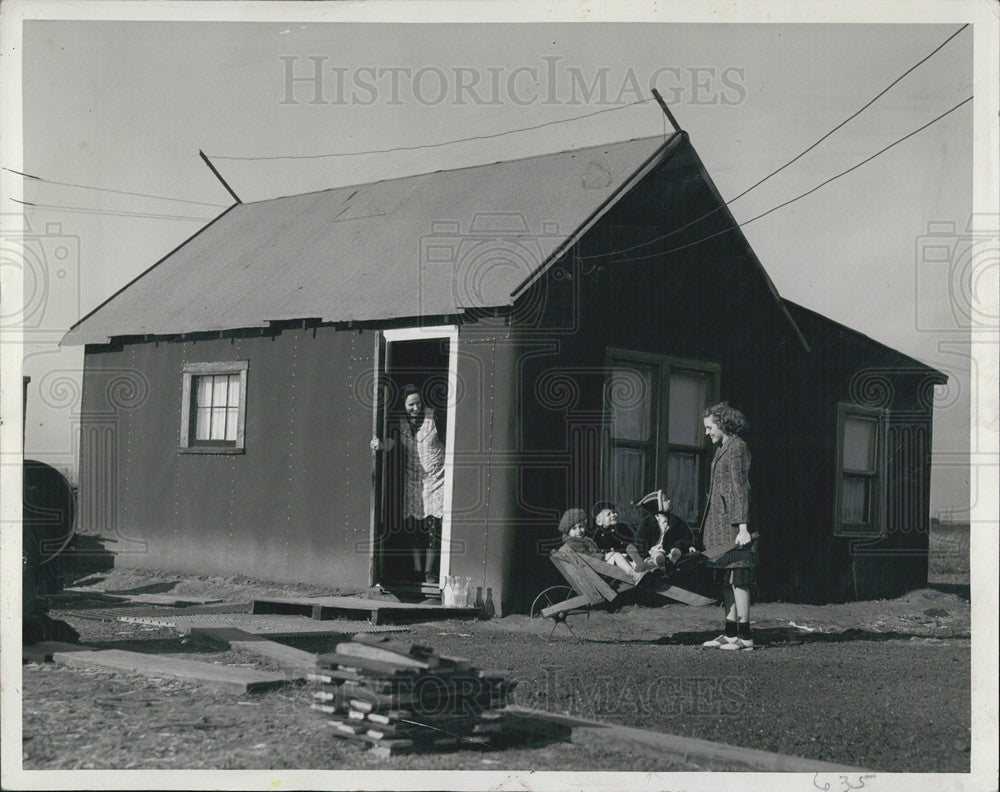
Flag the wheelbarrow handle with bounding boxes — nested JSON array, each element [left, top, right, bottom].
[[699, 531, 761, 563]]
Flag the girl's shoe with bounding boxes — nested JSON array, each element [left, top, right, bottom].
[[701, 634, 737, 648], [719, 637, 755, 651]]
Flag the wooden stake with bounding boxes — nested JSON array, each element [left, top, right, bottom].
[[198, 150, 242, 205], [651, 89, 682, 134]]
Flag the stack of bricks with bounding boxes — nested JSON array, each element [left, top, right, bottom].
[[309, 634, 563, 756]]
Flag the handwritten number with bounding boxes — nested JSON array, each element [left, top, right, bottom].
[[814, 773, 876, 792]]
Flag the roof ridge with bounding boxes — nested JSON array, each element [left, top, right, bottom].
[[242, 135, 667, 206]]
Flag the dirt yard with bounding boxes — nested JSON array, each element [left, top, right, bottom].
[[19, 568, 972, 774]]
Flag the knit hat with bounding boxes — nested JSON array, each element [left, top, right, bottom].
[[558, 508, 588, 535]]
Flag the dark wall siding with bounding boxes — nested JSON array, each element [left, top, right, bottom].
[[448, 320, 521, 615], [782, 305, 937, 602], [510, 142, 806, 604], [508, 144, 937, 604], [80, 326, 375, 588]]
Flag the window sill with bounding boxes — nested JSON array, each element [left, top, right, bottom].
[[834, 530, 886, 539], [179, 446, 245, 455]]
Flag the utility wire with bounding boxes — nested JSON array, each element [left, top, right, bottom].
[[3, 167, 228, 208], [741, 96, 972, 227], [8, 96, 970, 229], [728, 23, 969, 206], [605, 96, 973, 264], [9, 197, 216, 223], [209, 98, 654, 161], [597, 23, 971, 259]]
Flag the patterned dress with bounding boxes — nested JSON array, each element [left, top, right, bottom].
[[398, 408, 445, 520]]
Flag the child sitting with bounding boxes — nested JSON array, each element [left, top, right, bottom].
[[644, 506, 695, 570], [557, 509, 602, 554], [591, 501, 646, 576]]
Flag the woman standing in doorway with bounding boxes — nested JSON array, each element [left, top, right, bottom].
[[371, 384, 445, 584], [699, 401, 756, 651]]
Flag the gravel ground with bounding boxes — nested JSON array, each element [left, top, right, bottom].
[[19, 569, 972, 774]]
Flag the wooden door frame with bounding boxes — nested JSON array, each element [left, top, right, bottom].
[[370, 325, 459, 588]]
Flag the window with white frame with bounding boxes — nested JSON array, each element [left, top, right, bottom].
[[179, 361, 248, 453], [834, 403, 887, 535]]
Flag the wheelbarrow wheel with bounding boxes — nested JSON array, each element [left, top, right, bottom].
[[530, 585, 589, 640], [530, 586, 577, 619]]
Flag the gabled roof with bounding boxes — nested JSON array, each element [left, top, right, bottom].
[[783, 300, 947, 381], [63, 135, 682, 345]]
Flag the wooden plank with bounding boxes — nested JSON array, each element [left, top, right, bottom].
[[369, 736, 461, 757], [505, 707, 869, 773], [575, 551, 636, 587], [63, 588, 224, 607], [52, 648, 288, 693], [349, 634, 473, 670], [367, 606, 478, 624], [560, 551, 618, 602], [539, 594, 592, 619], [251, 598, 480, 624], [189, 626, 316, 674], [22, 641, 92, 663], [334, 642, 433, 669], [346, 686, 510, 713], [549, 554, 604, 605], [644, 583, 716, 607], [315, 652, 427, 676]]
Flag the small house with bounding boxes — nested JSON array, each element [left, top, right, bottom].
[[63, 132, 945, 612]]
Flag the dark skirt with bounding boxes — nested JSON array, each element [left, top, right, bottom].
[[714, 566, 756, 587], [706, 542, 757, 570]]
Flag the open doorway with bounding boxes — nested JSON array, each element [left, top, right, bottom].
[[371, 330, 455, 597]]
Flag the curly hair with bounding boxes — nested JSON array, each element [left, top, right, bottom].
[[703, 401, 748, 436]]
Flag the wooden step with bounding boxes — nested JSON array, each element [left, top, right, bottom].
[[251, 595, 477, 625]]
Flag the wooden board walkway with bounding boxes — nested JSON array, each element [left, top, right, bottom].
[[23, 641, 93, 664], [251, 595, 479, 624], [506, 707, 872, 773], [49, 647, 289, 693], [190, 626, 317, 677], [118, 613, 408, 638], [63, 588, 225, 607]]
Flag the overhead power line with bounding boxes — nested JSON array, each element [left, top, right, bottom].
[[2, 167, 228, 208], [727, 23, 969, 207], [9, 197, 216, 223], [607, 95, 973, 264], [740, 96, 972, 227], [608, 23, 972, 259], [8, 95, 971, 230], [208, 98, 654, 161]]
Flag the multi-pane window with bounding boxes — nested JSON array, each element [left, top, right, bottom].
[[179, 361, 248, 453], [604, 350, 717, 523], [194, 374, 242, 441], [835, 403, 886, 534]]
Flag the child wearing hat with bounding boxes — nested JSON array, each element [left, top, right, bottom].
[[634, 500, 696, 571], [557, 508, 602, 554]]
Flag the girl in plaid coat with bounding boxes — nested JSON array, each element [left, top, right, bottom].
[[699, 402, 757, 651]]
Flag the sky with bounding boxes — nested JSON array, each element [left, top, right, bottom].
[[7, 13, 981, 517]]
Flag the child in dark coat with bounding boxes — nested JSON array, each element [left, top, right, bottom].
[[591, 501, 645, 575], [633, 498, 696, 571]]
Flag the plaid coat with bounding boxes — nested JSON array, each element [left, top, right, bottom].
[[699, 436, 754, 569]]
